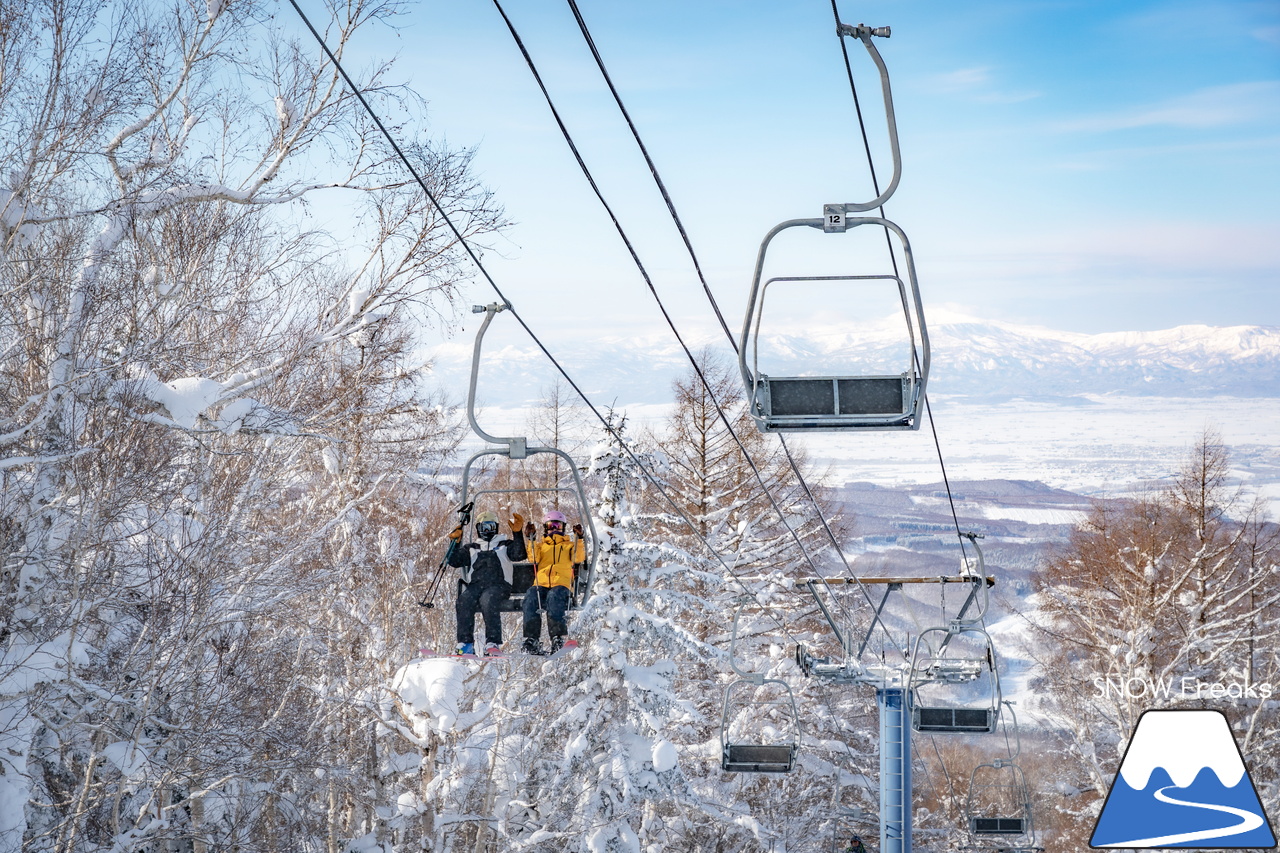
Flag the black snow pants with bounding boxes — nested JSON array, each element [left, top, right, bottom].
[[456, 567, 509, 646]]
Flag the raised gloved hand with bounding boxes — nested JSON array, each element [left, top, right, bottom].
[[448, 525, 464, 541], [524, 521, 537, 539], [510, 512, 524, 532], [572, 523, 584, 538]]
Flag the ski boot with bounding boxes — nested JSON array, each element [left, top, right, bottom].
[[522, 638, 546, 656], [484, 643, 503, 657], [454, 642, 475, 657]]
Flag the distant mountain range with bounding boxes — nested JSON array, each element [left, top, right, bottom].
[[424, 313, 1280, 405]]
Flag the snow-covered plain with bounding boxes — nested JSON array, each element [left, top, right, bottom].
[[460, 394, 1280, 505], [810, 394, 1280, 503], [430, 316, 1280, 503]]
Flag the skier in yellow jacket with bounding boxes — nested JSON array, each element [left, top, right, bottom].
[[521, 510, 585, 654]]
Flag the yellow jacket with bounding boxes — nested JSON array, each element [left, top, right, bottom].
[[530, 533, 585, 589]]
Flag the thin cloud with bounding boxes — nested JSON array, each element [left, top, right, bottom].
[[925, 66, 1042, 104], [974, 89, 1044, 105], [930, 66, 993, 92], [1254, 25, 1280, 45], [1057, 81, 1280, 132]]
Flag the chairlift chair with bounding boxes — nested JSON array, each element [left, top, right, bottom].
[[458, 304, 599, 608], [738, 222, 929, 433], [907, 624, 1001, 734], [720, 601, 802, 773], [736, 25, 928, 434], [965, 704, 1036, 845]]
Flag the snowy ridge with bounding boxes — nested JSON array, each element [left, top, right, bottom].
[[424, 314, 1280, 405]]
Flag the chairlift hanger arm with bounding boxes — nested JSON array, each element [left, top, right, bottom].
[[832, 21, 901, 212], [467, 302, 527, 456]]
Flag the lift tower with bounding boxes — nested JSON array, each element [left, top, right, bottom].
[[797, 568, 999, 853]]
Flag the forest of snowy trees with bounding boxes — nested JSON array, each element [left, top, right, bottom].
[[3, 2, 1279, 852]]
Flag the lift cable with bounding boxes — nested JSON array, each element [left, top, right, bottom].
[[490, 0, 843, 596], [555, 0, 904, 656], [828, 0, 970, 563], [285, 0, 807, 648], [561, 0, 736, 348]]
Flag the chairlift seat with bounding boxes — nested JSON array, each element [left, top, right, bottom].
[[970, 817, 1028, 836], [755, 375, 914, 431], [914, 706, 997, 733], [722, 743, 797, 774]]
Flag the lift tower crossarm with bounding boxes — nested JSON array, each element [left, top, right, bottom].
[[795, 576, 996, 588]]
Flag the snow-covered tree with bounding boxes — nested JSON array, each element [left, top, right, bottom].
[[644, 349, 842, 579], [379, 407, 884, 852], [1025, 430, 1280, 852], [0, 0, 499, 848]]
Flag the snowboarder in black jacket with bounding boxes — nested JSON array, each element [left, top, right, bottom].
[[446, 510, 526, 656]]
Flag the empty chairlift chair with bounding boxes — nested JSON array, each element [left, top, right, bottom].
[[965, 704, 1038, 847], [720, 602, 802, 773], [908, 624, 1001, 734], [736, 24, 929, 434]]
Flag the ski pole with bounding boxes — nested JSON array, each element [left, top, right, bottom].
[[418, 501, 473, 608]]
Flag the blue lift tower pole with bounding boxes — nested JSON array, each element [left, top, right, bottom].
[[878, 686, 912, 853]]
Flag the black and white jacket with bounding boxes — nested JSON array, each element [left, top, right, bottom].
[[445, 533, 527, 587]]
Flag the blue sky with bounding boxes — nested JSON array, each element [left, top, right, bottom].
[[329, 0, 1279, 344]]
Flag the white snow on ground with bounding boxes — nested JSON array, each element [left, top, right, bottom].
[[984, 613, 1037, 710], [975, 506, 1090, 526]]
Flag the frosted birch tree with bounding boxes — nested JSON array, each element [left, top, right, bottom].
[[0, 0, 500, 849]]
